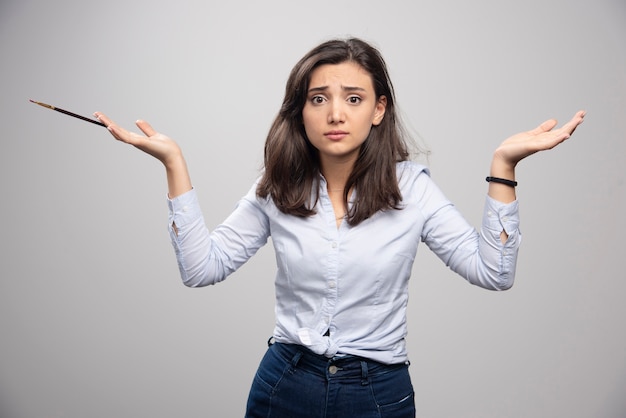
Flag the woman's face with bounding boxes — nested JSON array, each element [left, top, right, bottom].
[[302, 61, 386, 168]]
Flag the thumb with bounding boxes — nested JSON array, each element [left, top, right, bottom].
[[136, 119, 157, 137], [533, 119, 558, 134]]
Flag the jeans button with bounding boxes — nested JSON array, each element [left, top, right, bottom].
[[328, 365, 338, 375]]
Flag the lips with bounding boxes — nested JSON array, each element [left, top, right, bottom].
[[324, 130, 348, 141]]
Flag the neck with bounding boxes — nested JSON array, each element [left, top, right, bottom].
[[320, 157, 355, 192]]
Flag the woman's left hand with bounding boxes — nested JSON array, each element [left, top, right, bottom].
[[493, 110, 586, 170], [487, 110, 585, 208]]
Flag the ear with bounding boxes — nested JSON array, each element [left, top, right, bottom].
[[372, 95, 387, 126]]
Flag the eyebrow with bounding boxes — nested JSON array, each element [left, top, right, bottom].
[[307, 85, 367, 94]]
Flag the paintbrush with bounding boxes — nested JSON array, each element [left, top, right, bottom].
[[29, 99, 106, 127]]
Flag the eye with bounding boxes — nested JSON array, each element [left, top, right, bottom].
[[310, 95, 326, 105], [347, 96, 362, 104]]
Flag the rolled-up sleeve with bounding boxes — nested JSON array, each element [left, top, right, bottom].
[[476, 196, 521, 290], [167, 185, 270, 287], [420, 175, 521, 291]]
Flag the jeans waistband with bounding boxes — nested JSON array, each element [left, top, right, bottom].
[[269, 340, 407, 381]]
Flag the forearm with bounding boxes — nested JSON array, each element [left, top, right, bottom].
[[488, 153, 516, 204], [487, 154, 517, 243], [164, 153, 192, 199]]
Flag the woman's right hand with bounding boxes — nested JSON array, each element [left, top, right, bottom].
[[94, 112, 192, 198], [94, 112, 181, 166]]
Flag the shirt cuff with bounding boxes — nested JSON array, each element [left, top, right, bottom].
[[167, 188, 203, 228], [483, 195, 519, 236]]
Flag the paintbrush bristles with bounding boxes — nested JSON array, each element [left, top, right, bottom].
[[29, 99, 55, 110]]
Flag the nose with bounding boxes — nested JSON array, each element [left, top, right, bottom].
[[327, 100, 345, 124]]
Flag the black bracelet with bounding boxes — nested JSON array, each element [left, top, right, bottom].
[[486, 176, 518, 187]]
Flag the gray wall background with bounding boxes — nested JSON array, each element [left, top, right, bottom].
[[1, 0, 624, 417]]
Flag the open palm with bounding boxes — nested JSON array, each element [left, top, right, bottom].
[[494, 110, 586, 168]]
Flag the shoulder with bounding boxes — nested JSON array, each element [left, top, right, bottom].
[[396, 161, 431, 185], [395, 161, 448, 207], [245, 176, 270, 204], [241, 176, 284, 218]]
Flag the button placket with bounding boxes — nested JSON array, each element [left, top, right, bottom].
[[322, 234, 339, 336], [319, 185, 342, 343]]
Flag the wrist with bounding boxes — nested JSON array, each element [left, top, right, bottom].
[[162, 149, 186, 170], [488, 154, 517, 203], [486, 176, 517, 187], [165, 155, 193, 199], [490, 153, 516, 180]]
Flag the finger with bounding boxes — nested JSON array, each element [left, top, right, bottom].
[[529, 119, 558, 135], [136, 119, 157, 137], [93, 112, 122, 136], [93, 112, 135, 144], [93, 112, 113, 127], [562, 110, 586, 135], [547, 111, 585, 143]]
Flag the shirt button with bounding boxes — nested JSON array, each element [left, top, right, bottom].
[[331, 242, 338, 249], [329, 365, 338, 375], [502, 216, 509, 222], [182, 205, 189, 213], [329, 281, 336, 289]]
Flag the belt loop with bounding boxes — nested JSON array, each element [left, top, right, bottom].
[[360, 361, 369, 386], [292, 351, 303, 367], [267, 336, 275, 347], [290, 350, 303, 372]]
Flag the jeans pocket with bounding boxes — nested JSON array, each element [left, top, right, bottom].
[[246, 348, 293, 418], [370, 364, 416, 417], [378, 392, 415, 417], [254, 346, 293, 391]]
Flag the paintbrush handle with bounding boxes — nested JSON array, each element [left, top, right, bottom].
[[54, 107, 106, 127]]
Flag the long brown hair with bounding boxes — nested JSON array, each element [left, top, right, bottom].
[[257, 38, 411, 226]]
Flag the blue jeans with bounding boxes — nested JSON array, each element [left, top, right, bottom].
[[245, 342, 415, 418]]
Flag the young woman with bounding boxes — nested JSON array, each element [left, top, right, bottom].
[[94, 38, 584, 417]]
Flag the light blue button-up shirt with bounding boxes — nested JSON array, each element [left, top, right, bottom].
[[167, 161, 520, 364]]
